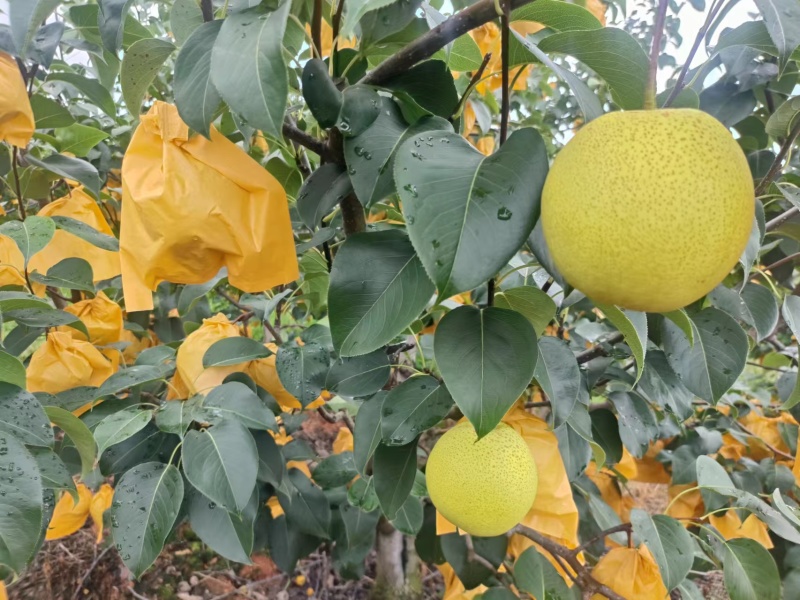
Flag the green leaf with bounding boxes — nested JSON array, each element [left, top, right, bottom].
[[630, 509, 693, 590], [0, 216, 55, 264], [590, 409, 622, 466], [0, 351, 26, 390], [494, 286, 556, 335], [297, 163, 353, 229], [335, 504, 380, 573], [326, 349, 391, 398], [381, 376, 453, 446], [481, 589, 519, 600], [210, 2, 291, 138], [513, 545, 572, 599], [396, 129, 548, 297], [30, 257, 94, 292], [511, 0, 602, 30], [381, 60, 458, 119], [329, 230, 434, 357], [344, 97, 452, 206], [722, 538, 780, 600], [0, 434, 43, 575], [95, 407, 154, 457], [95, 365, 167, 399], [662, 309, 694, 346], [302, 59, 343, 130], [753, 0, 800, 74], [51, 215, 119, 251], [188, 486, 257, 564], [30, 447, 75, 493], [765, 96, 800, 138], [0, 384, 51, 447], [596, 303, 647, 384], [538, 28, 650, 110], [265, 513, 321, 573], [45, 406, 96, 479], [510, 31, 603, 122], [46, 72, 116, 117], [354, 392, 385, 475], [782, 295, 800, 340], [30, 95, 75, 129], [441, 533, 506, 590], [448, 34, 483, 71], [183, 420, 258, 512], [121, 38, 176, 115], [636, 350, 694, 420], [202, 382, 278, 430], [9, 0, 61, 59], [253, 430, 286, 487], [278, 469, 331, 538], [24, 153, 102, 199], [313, 452, 358, 489], [276, 342, 329, 407], [534, 336, 581, 428], [170, 0, 205, 46], [174, 20, 222, 138], [373, 441, 418, 520], [53, 123, 109, 157], [391, 495, 423, 535], [662, 307, 748, 404], [609, 391, 657, 458], [435, 306, 537, 438], [337, 85, 382, 137], [341, 0, 396, 37], [202, 338, 271, 368], [155, 395, 201, 437], [98, 0, 135, 52], [110, 462, 184, 578]]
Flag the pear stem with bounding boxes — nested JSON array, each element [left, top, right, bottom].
[[645, 0, 669, 110]]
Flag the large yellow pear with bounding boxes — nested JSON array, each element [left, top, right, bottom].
[[426, 421, 538, 536], [542, 109, 754, 313]]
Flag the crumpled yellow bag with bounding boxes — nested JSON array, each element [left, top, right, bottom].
[[586, 463, 636, 522], [46, 483, 113, 542], [0, 233, 27, 288], [333, 427, 354, 454], [119, 328, 158, 363], [591, 546, 668, 600], [666, 484, 705, 520], [58, 291, 122, 345], [0, 52, 34, 148], [27, 331, 116, 396], [29, 187, 121, 283], [709, 510, 773, 549], [120, 102, 299, 312]]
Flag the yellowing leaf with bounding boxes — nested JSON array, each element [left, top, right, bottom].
[[46, 484, 92, 540], [591, 546, 668, 600], [89, 483, 114, 543], [267, 495, 284, 518], [333, 427, 354, 454], [0, 52, 34, 148], [709, 510, 774, 549], [469, 23, 539, 93]]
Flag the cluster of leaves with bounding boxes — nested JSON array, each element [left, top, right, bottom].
[[1, 0, 800, 598]]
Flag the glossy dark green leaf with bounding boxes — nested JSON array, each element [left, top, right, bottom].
[[636, 350, 694, 420], [265, 513, 321, 573], [45, 406, 96, 478], [54, 122, 108, 157], [329, 230, 434, 357], [188, 486, 258, 564], [589, 409, 622, 466], [279, 469, 331, 539], [538, 28, 650, 110], [344, 97, 451, 206], [753, 0, 800, 74], [9, 0, 60, 59], [51, 216, 119, 251], [30, 257, 94, 292], [30, 95, 75, 129], [710, 284, 778, 342], [347, 475, 380, 511], [722, 538, 780, 600], [297, 163, 354, 229], [609, 391, 657, 458], [354, 392, 385, 475], [341, 0, 397, 37], [276, 342, 329, 407], [326, 349, 391, 398], [441, 533, 506, 590], [513, 545, 572, 599], [0, 292, 48, 317], [301, 59, 342, 129], [45, 72, 116, 117], [202, 337, 271, 368], [396, 129, 548, 297], [0, 351, 26, 390], [0, 434, 42, 575], [155, 395, 201, 437], [95, 407, 154, 456], [391, 494, 423, 535], [121, 38, 175, 115], [511, 0, 602, 30], [98, 0, 135, 51], [436, 306, 537, 437], [253, 430, 286, 487], [631, 510, 693, 590], [183, 420, 258, 512], [0, 216, 55, 264], [210, 2, 291, 138], [381, 375, 453, 445], [361, 0, 423, 46], [662, 307, 748, 404], [335, 504, 380, 573], [534, 336, 581, 428], [170, 0, 205, 45], [337, 85, 382, 137], [95, 365, 166, 399], [110, 462, 184, 578], [313, 452, 358, 489], [24, 153, 101, 199], [30, 447, 75, 493], [174, 20, 223, 137], [202, 382, 277, 431], [381, 60, 458, 119], [373, 441, 417, 520], [494, 286, 556, 335], [595, 303, 647, 384]]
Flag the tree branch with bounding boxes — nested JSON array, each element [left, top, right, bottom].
[[11, 147, 25, 220], [576, 332, 624, 364], [283, 121, 331, 161], [755, 121, 800, 197], [645, 0, 669, 109], [766, 207, 799, 233], [512, 525, 627, 600], [360, 0, 536, 85], [311, 0, 323, 59], [200, 0, 214, 22]]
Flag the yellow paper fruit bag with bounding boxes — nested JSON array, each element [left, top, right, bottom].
[[591, 546, 668, 600], [174, 313, 242, 395], [0, 233, 27, 288], [0, 52, 34, 148], [29, 187, 121, 283], [27, 331, 116, 396], [120, 102, 299, 312], [60, 291, 123, 345]]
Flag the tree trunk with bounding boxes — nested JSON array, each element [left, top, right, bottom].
[[372, 520, 423, 600]]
